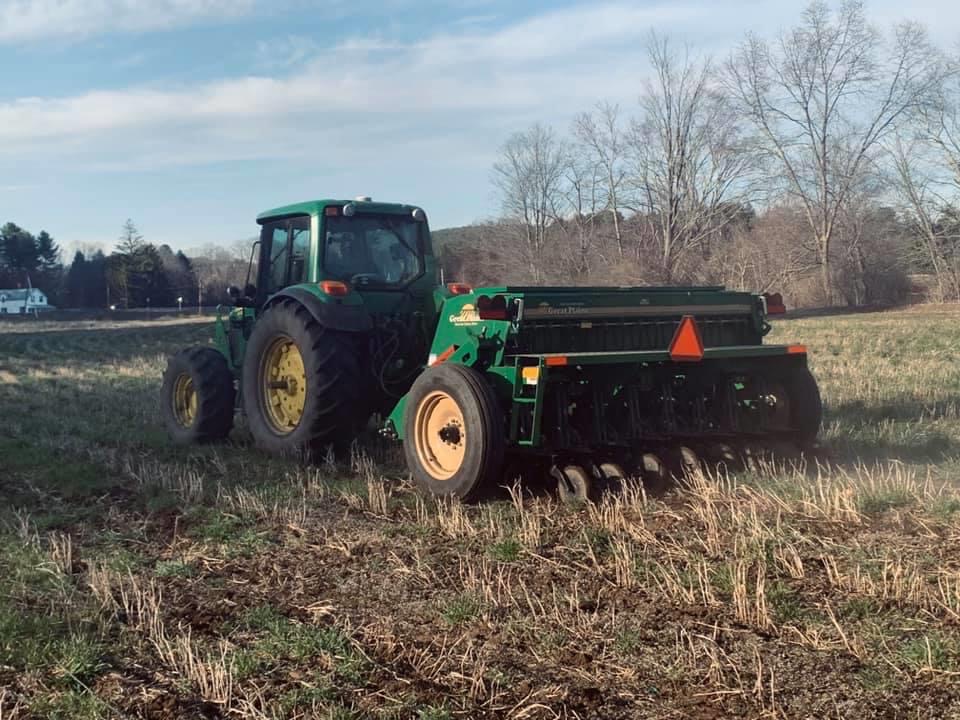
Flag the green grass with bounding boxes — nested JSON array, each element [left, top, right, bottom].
[[440, 593, 482, 625], [897, 634, 958, 673], [154, 559, 195, 578], [613, 626, 643, 655], [768, 582, 805, 623], [488, 537, 522, 562], [0, 602, 103, 687], [235, 605, 367, 682], [416, 706, 452, 720], [28, 689, 109, 720]]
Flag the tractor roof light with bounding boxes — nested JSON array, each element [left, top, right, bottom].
[[342, 203, 356, 217], [412, 208, 426, 222]]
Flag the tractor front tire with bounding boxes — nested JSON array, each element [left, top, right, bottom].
[[403, 363, 504, 500], [242, 300, 368, 456], [161, 347, 235, 444]]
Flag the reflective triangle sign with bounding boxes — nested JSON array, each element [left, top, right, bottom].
[[669, 315, 704, 362]]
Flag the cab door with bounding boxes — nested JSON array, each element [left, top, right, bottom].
[[257, 216, 311, 303]]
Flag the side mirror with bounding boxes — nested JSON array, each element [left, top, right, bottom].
[[244, 284, 257, 298]]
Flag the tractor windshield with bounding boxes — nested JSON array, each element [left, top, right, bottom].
[[323, 214, 423, 288]]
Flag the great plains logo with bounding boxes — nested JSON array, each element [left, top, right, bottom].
[[449, 303, 480, 324], [538, 302, 585, 316]]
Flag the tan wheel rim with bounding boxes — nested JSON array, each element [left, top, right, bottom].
[[414, 390, 466, 481], [172, 372, 198, 428], [261, 336, 306, 434]]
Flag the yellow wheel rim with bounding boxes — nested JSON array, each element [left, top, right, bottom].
[[172, 372, 198, 428], [414, 390, 466, 481], [261, 336, 306, 434]]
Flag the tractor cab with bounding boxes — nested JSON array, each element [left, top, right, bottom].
[[232, 198, 436, 313], [188, 198, 449, 451]]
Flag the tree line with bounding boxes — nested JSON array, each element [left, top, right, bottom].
[[0, 218, 252, 310], [440, 1, 960, 307]]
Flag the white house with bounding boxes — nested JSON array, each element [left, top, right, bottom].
[[0, 288, 53, 314]]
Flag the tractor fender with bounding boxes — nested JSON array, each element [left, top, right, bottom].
[[265, 287, 373, 332]]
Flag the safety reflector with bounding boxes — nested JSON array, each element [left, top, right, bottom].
[[787, 344, 807, 355], [669, 315, 704, 362], [545, 356, 568, 367]]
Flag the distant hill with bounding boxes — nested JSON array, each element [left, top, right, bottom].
[[430, 225, 480, 252]]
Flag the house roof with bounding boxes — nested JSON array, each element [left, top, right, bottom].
[[0, 289, 44, 301]]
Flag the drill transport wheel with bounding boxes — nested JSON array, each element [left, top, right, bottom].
[[403, 363, 504, 500]]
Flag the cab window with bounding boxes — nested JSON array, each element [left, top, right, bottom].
[[290, 218, 310, 284], [323, 214, 422, 287]]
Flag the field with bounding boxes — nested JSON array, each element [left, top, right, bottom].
[[1, 308, 960, 719]]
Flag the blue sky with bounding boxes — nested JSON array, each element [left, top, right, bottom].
[[1, 0, 957, 257]]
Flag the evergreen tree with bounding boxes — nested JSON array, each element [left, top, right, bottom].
[[36, 231, 60, 273], [65, 251, 88, 307], [0, 223, 39, 284]]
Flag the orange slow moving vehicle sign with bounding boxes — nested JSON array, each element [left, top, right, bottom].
[[669, 315, 705, 362]]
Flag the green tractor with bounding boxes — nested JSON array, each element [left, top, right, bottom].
[[161, 197, 821, 500]]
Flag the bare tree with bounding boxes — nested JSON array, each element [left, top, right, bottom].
[[628, 33, 755, 282], [492, 124, 569, 282], [573, 103, 628, 257], [925, 68, 960, 184], [728, 0, 943, 304], [552, 150, 596, 279], [888, 134, 960, 301], [893, 67, 960, 301]]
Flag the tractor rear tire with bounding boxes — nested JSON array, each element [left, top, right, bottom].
[[242, 300, 368, 456], [161, 347, 235, 444], [403, 363, 504, 500]]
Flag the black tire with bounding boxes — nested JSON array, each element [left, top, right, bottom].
[[781, 366, 822, 446], [242, 300, 368, 456], [403, 363, 504, 500], [161, 347, 235, 444]]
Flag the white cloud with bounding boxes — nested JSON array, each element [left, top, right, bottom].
[[0, 2, 681, 151], [2, 0, 959, 177], [0, 0, 255, 42]]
